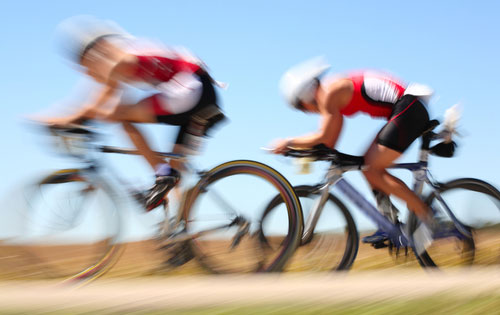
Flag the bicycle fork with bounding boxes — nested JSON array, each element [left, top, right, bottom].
[[421, 171, 473, 239], [302, 184, 331, 245]]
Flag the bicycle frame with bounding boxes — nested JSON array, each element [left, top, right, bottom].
[[99, 145, 205, 240], [50, 125, 286, 253], [94, 145, 271, 248], [303, 147, 470, 248], [49, 126, 199, 236]]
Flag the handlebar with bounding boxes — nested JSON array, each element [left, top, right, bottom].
[[47, 123, 99, 138], [40, 123, 99, 158], [44, 123, 187, 161], [280, 116, 459, 163], [283, 144, 365, 167]]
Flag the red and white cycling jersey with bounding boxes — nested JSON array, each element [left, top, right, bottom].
[[133, 55, 201, 85], [116, 38, 206, 116], [340, 71, 407, 119]]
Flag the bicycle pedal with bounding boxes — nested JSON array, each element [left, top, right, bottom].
[[166, 246, 194, 267], [131, 190, 146, 204], [371, 241, 388, 249]]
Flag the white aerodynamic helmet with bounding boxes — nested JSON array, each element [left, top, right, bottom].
[[55, 15, 131, 63], [279, 56, 331, 109]]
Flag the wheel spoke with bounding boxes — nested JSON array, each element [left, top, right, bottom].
[[206, 188, 240, 217], [1, 174, 121, 281], [260, 185, 358, 272], [412, 178, 500, 269], [184, 161, 301, 273]]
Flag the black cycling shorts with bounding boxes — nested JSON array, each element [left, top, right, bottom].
[[155, 71, 219, 145], [376, 95, 430, 153]]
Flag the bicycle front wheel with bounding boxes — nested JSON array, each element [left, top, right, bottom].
[[182, 160, 302, 273], [260, 185, 358, 272], [410, 178, 500, 269], [0, 170, 122, 281]]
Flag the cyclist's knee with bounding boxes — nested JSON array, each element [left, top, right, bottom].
[[363, 157, 385, 172], [107, 105, 127, 121], [362, 164, 387, 186], [363, 167, 378, 181]]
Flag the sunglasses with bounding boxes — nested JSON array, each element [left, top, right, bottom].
[[293, 99, 306, 111]]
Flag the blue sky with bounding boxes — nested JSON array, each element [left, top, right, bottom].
[[1, 1, 499, 236]]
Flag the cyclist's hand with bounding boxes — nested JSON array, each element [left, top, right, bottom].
[[30, 114, 82, 127], [270, 138, 292, 155]]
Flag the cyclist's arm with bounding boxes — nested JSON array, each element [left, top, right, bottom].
[[62, 56, 137, 122], [286, 80, 351, 149], [35, 82, 119, 126], [287, 110, 343, 148], [77, 81, 120, 120]]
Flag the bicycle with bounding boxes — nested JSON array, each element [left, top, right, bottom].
[[1, 122, 303, 282], [260, 117, 500, 271]]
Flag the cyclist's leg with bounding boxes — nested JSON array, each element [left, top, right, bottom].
[[363, 95, 431, 221], [114, 97, 192, 210], [104, 98, 164, 170], [170, 144, 187, 201], [363, 138, 400, 218], [113, 72, 214, 210], [171, 131, 189, 172], [107, 70, 205, 171], [363, 144, 430, 221], [166, 74, 220, 202], [158, 70, 219, 164], [141, 72, 211, 210]]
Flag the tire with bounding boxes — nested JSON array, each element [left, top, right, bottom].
[[409, 178, 500, 269], [182, 160, 303, 273], [260, 185, 358, 272], [2, 170, 123, 282]]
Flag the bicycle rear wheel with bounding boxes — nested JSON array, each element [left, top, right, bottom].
[[0, 170, 122, 281], [260, 185, 358, 272], [410, 178, 500, 269], [182, 160, 302, 273]]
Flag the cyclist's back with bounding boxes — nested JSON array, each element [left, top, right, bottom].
[[339, 71, 406, 119]]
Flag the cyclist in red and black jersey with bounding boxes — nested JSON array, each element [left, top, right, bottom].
[[38, 16, 224, 210], [272, 57, 434, 243]]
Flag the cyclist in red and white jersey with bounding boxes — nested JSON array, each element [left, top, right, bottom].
[[38, 16, 224, 210], [272, 57, 433, 243]]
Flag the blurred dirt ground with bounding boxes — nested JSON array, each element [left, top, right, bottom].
[[0, 269, 499, 313]]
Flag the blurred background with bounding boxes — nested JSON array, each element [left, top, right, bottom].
[[0, 1, 499, 312]]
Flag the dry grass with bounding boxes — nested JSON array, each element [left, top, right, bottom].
[[0, 229, 498, 281]]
